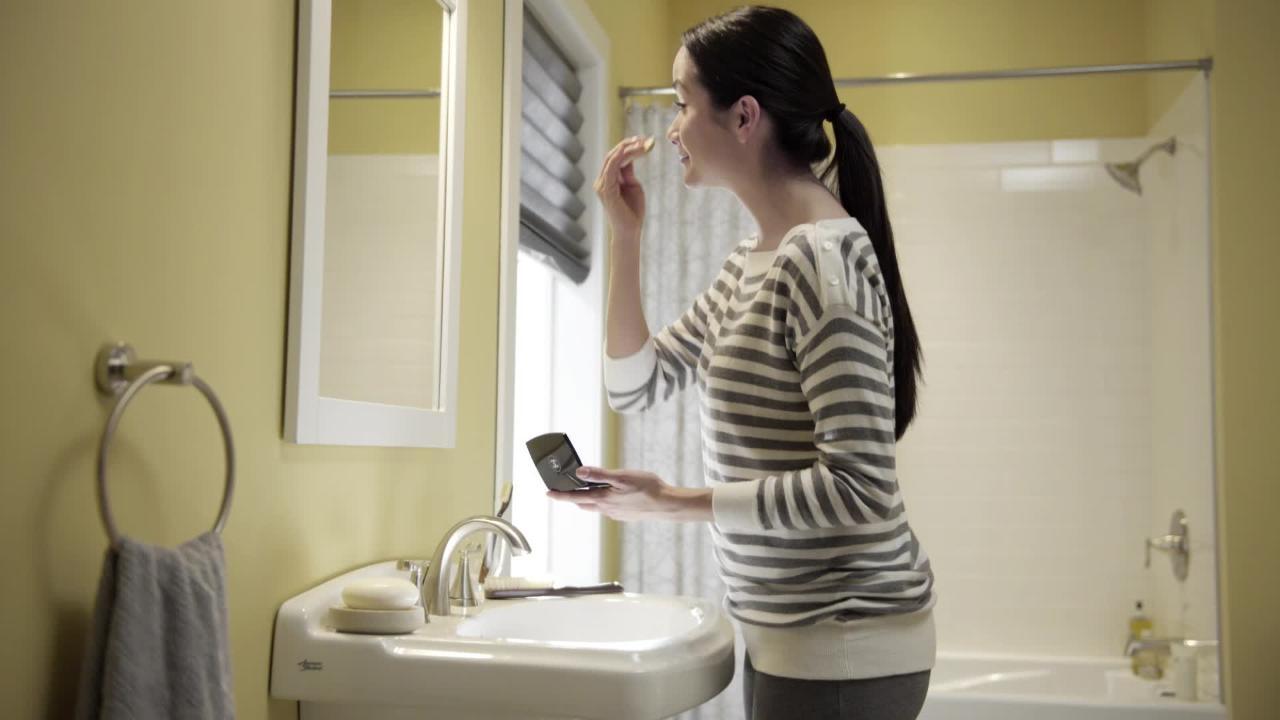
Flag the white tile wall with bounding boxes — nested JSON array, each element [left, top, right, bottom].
[[877, 74, 1216, 659], [1142, 75, 1220, 691]]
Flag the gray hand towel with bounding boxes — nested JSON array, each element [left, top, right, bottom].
[[75, 531, 235, 720]]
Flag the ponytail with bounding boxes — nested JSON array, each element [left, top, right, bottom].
[[824, 109, 923, 441], [682, 5, 924, 440]]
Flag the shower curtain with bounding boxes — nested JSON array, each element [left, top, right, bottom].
[[619, 103, 755, 720]]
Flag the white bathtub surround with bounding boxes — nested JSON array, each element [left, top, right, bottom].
[[920, 652, 1225, 720], [1142, 74, 1218, 656], [884, 134, 1153, 656], [880, 74, 1217, 668]]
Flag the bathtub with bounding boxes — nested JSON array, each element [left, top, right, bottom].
[[919, 652, 1226, 720]]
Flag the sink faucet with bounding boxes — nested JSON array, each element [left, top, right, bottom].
[[420, 515, 531, 621]]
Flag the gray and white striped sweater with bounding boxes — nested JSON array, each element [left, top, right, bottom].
[[605, 217, 936, 680]]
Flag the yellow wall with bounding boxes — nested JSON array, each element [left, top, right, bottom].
[[1209, 1, 1280, 715], [584, 0, 672, 141], [0, 2, 504, 718], [1145, 0, 1214, 125], [666, 0, 1215, 144], [668, 0, 1156, 144]]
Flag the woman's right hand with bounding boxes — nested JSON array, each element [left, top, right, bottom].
[[593, 136, 651, 243]]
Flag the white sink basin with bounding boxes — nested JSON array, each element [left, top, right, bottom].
[[457, 594, 705, 647], [270, 561, 735, 720]]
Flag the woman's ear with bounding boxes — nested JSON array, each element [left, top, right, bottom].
[[733, 95, 761, 143]]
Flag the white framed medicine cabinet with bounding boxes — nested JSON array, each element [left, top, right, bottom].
[[285, 0, 469, 447]]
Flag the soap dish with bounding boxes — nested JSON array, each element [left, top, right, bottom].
[[329, 605, 422, 635]]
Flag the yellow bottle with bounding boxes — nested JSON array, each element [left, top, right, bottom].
[[1128, 600, 1153, 639], [1129, 601, 1162, 678]]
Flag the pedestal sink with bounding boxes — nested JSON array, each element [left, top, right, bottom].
[[270, 561, 735, 719]]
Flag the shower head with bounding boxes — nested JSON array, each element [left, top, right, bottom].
[[1105, 161, 1143, 195], [1104, 137, 1177, 196]]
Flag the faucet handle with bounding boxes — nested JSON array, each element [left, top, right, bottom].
[[1144, 509, 1190, 581], [449, 550, 481, 608], [1145, 535, 1181, 566], [395, 559, 431, 597], [479, 483, 515, 584]]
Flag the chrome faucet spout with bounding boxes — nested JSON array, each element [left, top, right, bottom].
[[421, 515, 531, 620], [1124, 635, 1183, 656]]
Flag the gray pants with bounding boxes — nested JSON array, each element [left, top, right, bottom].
[[742, 654, 931, 720]]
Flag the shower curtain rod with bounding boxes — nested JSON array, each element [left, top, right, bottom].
[[618, 58, 1213, 97]]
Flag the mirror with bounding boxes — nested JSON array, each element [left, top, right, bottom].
[[286, 0, 469, 447]]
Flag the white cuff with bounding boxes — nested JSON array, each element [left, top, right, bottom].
[[712, 480, 765, 532], [602, 337, 658, 394]]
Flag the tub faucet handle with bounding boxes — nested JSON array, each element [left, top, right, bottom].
[[1144, 536, 1182, 566], [1144, 509, 1189, 581]]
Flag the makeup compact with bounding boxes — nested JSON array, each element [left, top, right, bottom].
[[526, 432, 609, 492]]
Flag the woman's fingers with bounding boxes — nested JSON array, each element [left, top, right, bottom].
[[575, 466, 632, 489], [595, 136, 650, 195], [545, 491, 611, 518], [546, 466, 672, 523], [597, 138, 635, 184], [617, 136, 651, 173], [619, 160, 639, 187], [546, 487, 612, 502], [594, 140, 628, 191]]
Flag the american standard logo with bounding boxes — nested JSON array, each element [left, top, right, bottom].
[[297, 659, 323, 671]]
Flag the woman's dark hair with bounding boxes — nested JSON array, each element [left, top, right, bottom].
[[683, 5, 923, 441]]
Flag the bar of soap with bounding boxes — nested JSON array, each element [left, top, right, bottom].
[[341, 578, 420, 610]]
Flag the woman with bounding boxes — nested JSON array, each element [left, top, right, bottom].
[[548, 6, 935, 719]]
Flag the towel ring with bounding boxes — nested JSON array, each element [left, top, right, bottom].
[[95, 343, 235, 548]]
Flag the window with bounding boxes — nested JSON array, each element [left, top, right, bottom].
[[502, 0, 608, 585]]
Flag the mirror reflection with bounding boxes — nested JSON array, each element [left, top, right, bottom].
[[320, 0, 446, 410]]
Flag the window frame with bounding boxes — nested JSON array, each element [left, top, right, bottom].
[[495, 0, 610, 582]]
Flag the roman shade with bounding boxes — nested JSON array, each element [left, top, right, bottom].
[[520, 9, 590, 283]]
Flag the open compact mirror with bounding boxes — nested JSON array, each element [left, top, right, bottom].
[[526, 432, 609, 492]]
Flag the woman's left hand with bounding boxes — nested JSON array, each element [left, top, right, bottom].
[[546, 466, 712, 523]]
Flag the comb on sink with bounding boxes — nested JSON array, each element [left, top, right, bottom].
[[484, 577, 624, 599]]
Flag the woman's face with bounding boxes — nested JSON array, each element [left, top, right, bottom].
[[667, 46, 738, 188]]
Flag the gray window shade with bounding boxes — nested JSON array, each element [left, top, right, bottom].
[[521, 10, 589, 283]]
